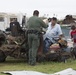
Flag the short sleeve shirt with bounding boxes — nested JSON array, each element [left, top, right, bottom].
[[70, 30, 76, 43], [43, 23, 62, 42]]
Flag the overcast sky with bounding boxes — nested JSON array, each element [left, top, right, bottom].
[[0, 0, 76, 19]]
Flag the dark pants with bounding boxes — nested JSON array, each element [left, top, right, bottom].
[[43, 38, 53, 53], [28, 34, 39, 65]]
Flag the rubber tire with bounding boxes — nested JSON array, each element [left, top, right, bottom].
[[0, 50, 6, 62]]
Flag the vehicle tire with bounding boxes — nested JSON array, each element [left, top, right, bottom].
[[0, 50, 6, 62]]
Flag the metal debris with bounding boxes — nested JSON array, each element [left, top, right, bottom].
[[3, 71, 48, 75], [2, 68, 76, 75], [54, 68, 76, 75]]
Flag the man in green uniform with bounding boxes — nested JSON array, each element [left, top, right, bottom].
[[27, 10, 48, 66]]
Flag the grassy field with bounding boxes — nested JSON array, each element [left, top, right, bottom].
[[0, 57, 76, 75]]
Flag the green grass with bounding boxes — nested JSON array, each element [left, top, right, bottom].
[[0, 57, 76, 75]]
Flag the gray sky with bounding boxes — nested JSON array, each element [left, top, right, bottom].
[[0, 0, 76, 19]]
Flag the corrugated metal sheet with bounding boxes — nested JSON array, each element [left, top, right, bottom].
[[3, 68, 76, 75], [3, 71, 48, 75], [54, 68, 76, 75]]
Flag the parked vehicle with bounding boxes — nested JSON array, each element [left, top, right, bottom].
[[0, 13, 26, 31]]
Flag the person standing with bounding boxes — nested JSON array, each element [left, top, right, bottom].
[[22, 16, 26, 28], [27, 10, 48, 66], [70, 24, 76, 47], [10, 18, 21, 36]]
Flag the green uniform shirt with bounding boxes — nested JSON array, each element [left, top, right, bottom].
[[27, 16, 48, 31]]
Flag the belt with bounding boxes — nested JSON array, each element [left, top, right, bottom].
[[27, 30, 41, 34]]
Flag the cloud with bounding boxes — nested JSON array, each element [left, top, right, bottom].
[[0, 0, 76, 18]]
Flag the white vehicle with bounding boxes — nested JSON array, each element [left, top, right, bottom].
[[0, 13, 25, 31]]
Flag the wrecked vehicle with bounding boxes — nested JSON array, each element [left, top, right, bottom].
[[42, 38, 73, 62], [0, 28, 74, 63], [0, 30, 28, 62], [36, 33, 74, 63]]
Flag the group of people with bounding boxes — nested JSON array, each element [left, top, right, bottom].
[[9, 10, 76, 66], [27, 10, 63, 66]]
